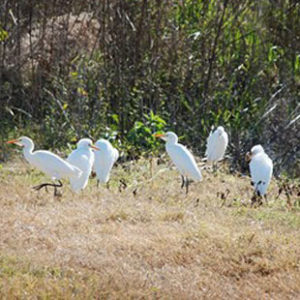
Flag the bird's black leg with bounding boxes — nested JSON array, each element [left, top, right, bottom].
[[106, 182, 110, 190], [213, 163, 216, 173], [251, 184, 260, 206], [181, 175, 185, 189], [256, 183, 266, 206], [97, 180, 100, 188], [255, 190, 263, 206], [185, 177, 189, 194], [250, 192, 256, 207]]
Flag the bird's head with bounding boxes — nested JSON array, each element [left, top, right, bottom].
[[95, 139, 110, 151], [6, 136, 33, 148], [77, 138, 100, 151], [216, 126, 225, 135], [153, 131, 178, 143], [245, 144, 264, 162]]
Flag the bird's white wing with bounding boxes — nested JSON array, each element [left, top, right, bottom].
[[205, 130, 219, 161], [214, 131, 228, 161], [67, 149, 94, 173], [223, 131, 229, 151], [206, 130, 228, 162], [67, 149, 94, 192], [167, 144, 202, 181], [205, 130, 213, 156], [93, 147, 116, 183], [250, 153, 273, 195], [32, 150, 82, 179]]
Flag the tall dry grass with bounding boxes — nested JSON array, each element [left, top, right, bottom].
[[0, 158, 299, 299]]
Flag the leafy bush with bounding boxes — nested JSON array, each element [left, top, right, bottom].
[[126, 111, 166, 158], [0, 0, 299, 176]]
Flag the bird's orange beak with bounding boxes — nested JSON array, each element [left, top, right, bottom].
[[245, 152, 252, 162], [153, 133, 165, 139], [90, 145, 100, 151], [6, 139, 22, 147]]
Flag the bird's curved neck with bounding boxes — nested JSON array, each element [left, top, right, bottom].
[[23, 143, 34, 161], [79, 147, 92, 153], [166, 139, 177, 147]]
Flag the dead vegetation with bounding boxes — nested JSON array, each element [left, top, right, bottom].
[[0, 158, 299, 299]]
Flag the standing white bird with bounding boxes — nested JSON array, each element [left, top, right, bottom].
[[246, 144, 273, 203], [205, 126, 228, 169], [6, 136, 82, 196], [93, 139, 119, 187], [154, 132, 202, 194], [67, 138, 99, 193]]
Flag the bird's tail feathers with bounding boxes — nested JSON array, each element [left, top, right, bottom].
[[192, 170, 203, 182], [70, 174, 89, 193]]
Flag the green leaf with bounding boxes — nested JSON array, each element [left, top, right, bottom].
[[70, 72, 78, 78], [295, 54, 300, 72], [111, 114, 119, 124], [0, 27, 8, 42]]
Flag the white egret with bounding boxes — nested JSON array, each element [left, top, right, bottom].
[[67, 138, 99, 193], [246, 144, 273, 203], [205, 126, 228, 169], [6, 137, 82, 196], [93, 139, 119, 187], [154, 132, 202, 194]]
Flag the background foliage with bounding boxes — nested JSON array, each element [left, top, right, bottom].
[[0, 0, 299, 176]]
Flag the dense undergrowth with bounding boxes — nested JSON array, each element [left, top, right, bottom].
[[0, 1, 299, 176]]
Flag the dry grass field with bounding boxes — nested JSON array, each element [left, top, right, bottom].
[[0, 158, 299, 299]]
